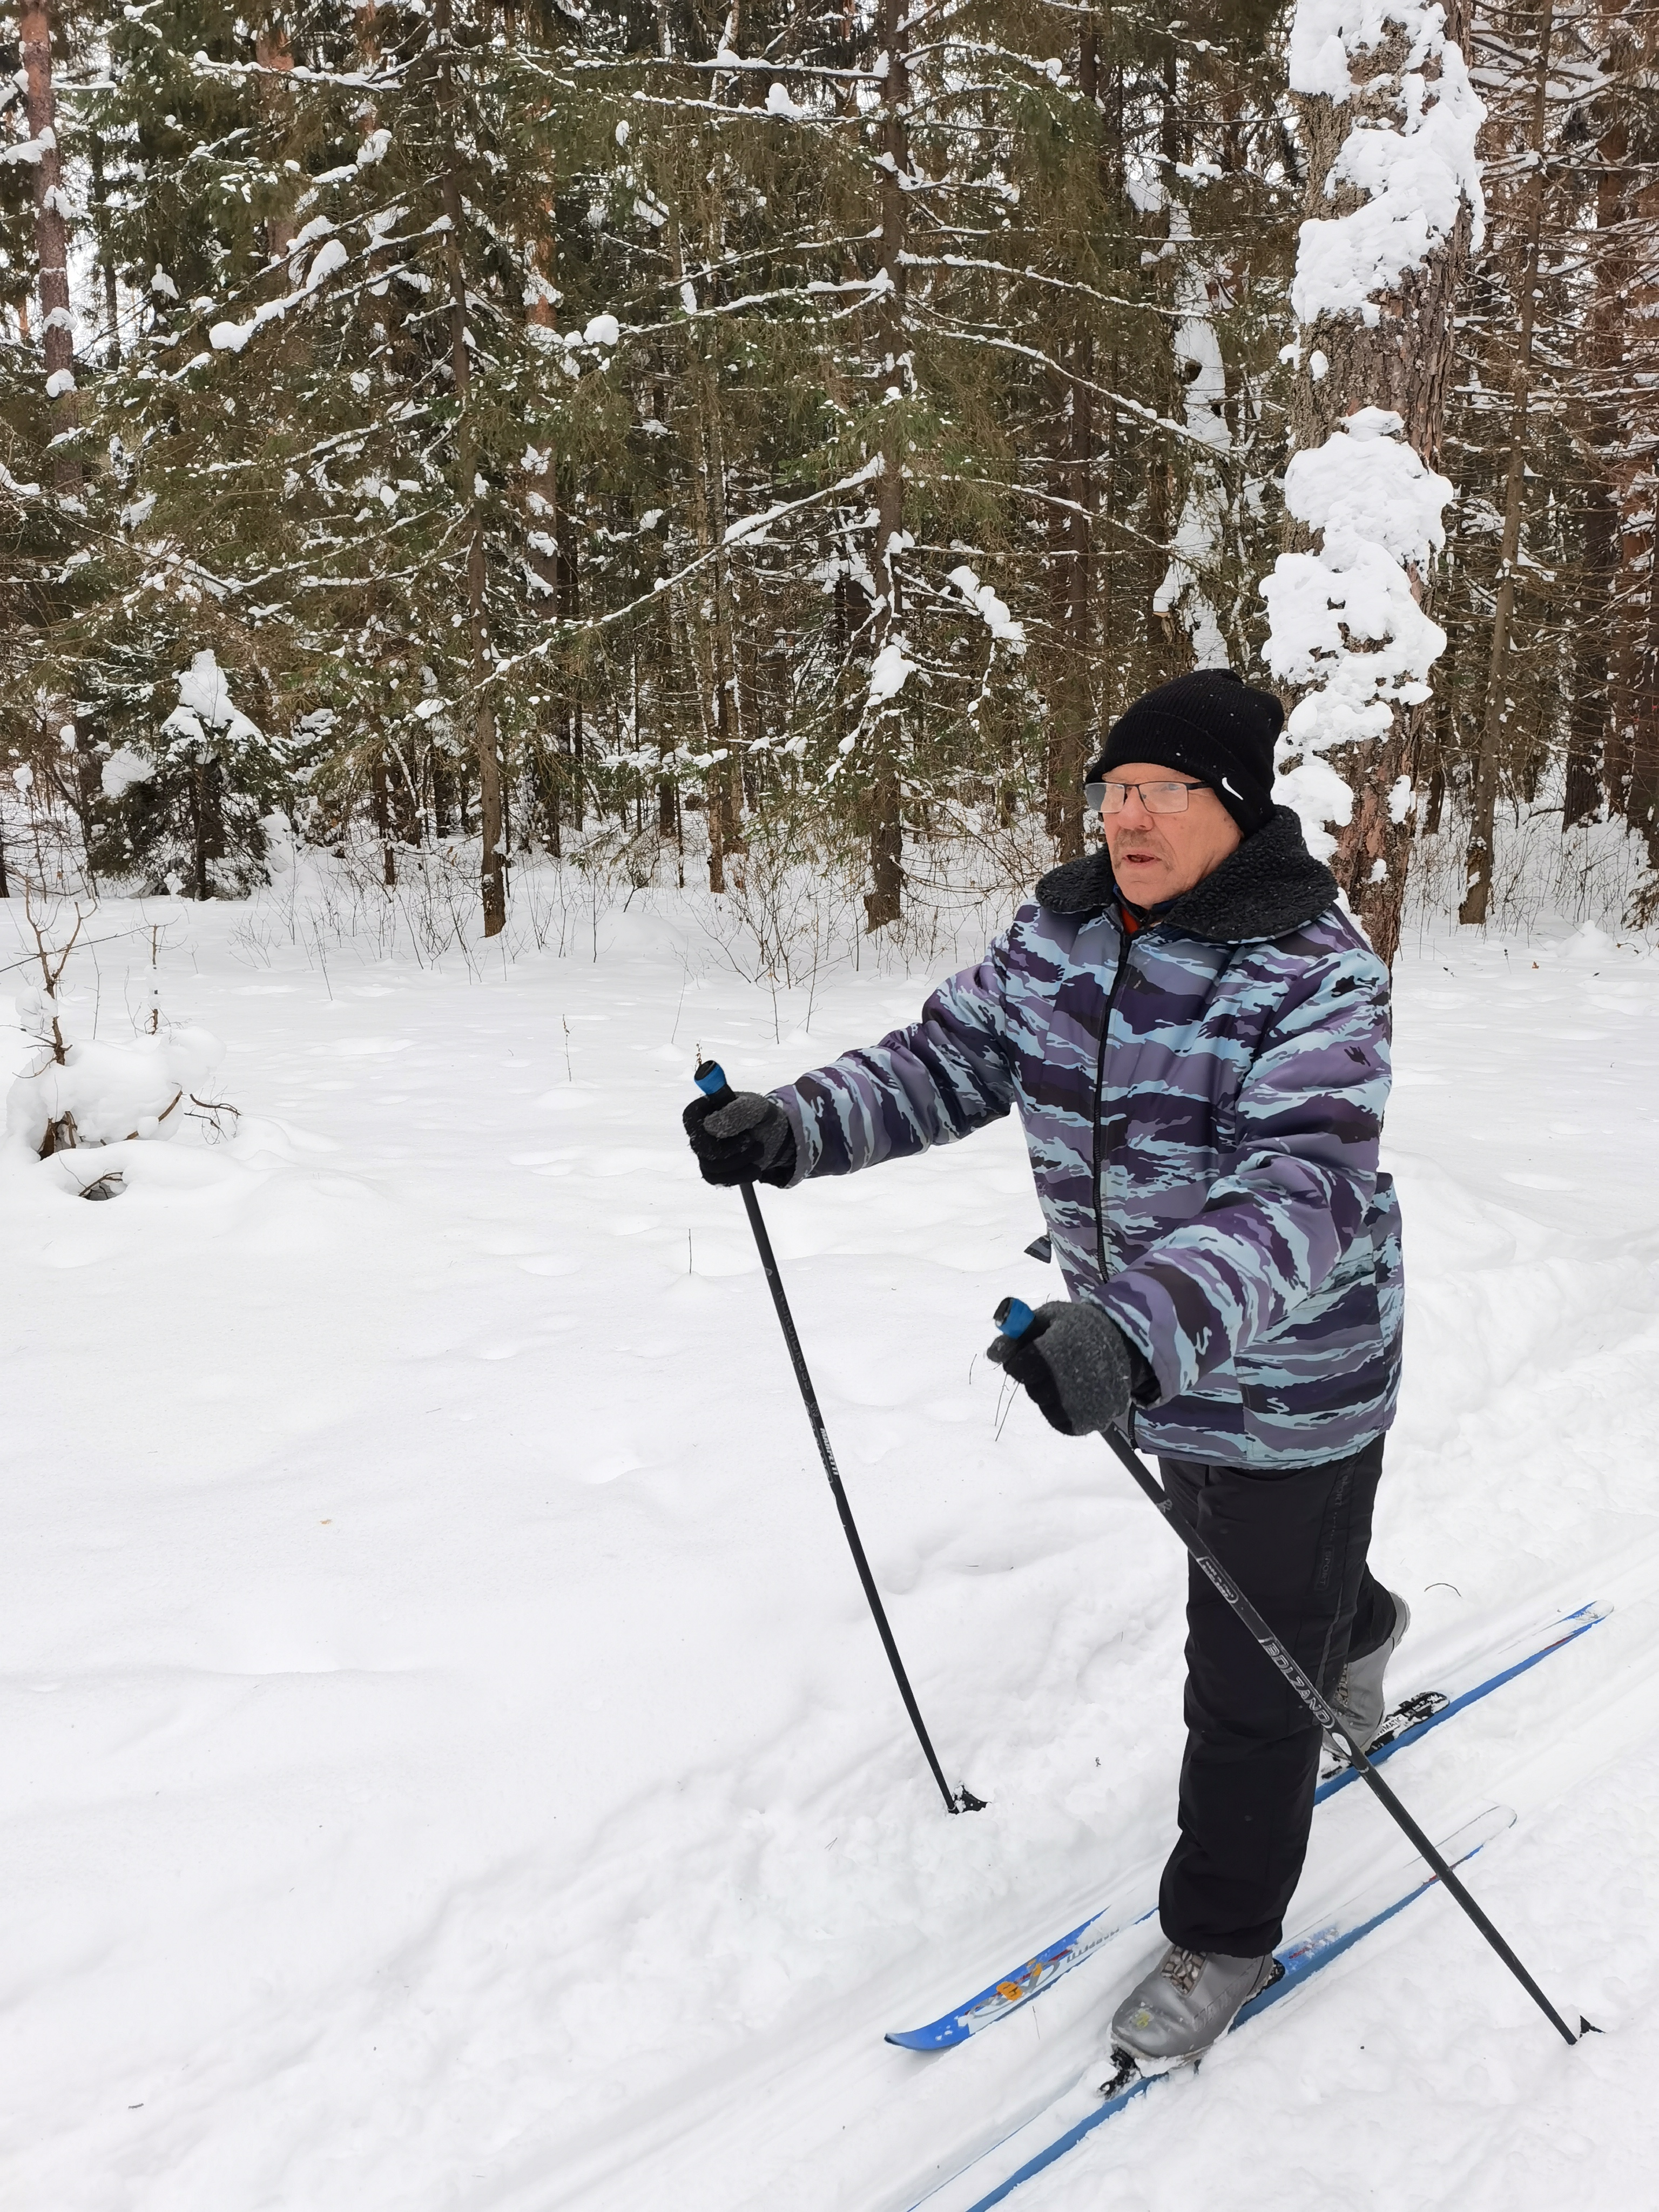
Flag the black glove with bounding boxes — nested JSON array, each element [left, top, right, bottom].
[[683, 1088, 797, 1188], [985, 1300, 1154, 1437]]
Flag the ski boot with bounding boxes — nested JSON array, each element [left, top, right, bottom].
[[1104, 1944, 1282, 2084], [1327, 1589, 1412, 1754]]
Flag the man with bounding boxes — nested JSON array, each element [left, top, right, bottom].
[[683, 669, 1406, 2070]]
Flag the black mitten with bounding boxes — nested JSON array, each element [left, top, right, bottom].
[[986, 1300, 1152, 1435], [683, 1089, 797, 1188]]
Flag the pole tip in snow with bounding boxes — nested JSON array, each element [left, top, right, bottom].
[[694, 1058, 730, 1100], [995, 1296, 1035, 1339]]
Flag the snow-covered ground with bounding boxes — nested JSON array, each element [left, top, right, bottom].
[[3, 887, 1658, 2210]]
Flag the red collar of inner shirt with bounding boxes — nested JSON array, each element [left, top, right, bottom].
[[1115, 887, 1176, 936]]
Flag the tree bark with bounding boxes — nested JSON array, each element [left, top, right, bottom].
[[1460, 0, 1554, 924], [19, 0, 78, 493], [864, 0, 909, 931], [435, 0, 507, 935], [89, 136, 120, 365], [256, 22, 299, 258], [1287, 2, 1476, 966]]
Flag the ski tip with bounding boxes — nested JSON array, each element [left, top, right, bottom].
[[885, 2022, 968, 2052]]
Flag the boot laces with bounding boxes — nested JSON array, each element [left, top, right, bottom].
[[1161, 1946, 1206, 1995]]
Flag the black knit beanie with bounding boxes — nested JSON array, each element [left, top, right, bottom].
[[1087, 669, 1283, 836]]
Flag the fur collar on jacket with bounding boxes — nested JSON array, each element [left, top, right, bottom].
[[1034, 805, 1338, 946]]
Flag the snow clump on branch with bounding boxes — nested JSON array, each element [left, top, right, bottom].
[[948, 566, 1025, 652], [866, 639, 916, 707]]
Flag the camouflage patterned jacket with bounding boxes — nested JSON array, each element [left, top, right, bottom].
[[772, 808, 1402, 1468]]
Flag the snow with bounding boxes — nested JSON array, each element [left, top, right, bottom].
[[1268, 3, 1485, 847], [1272, 745, 1354, 863], [102, 745, 156, 799], [2, 882, 1658, 2211], [1288, 0, 1486, 322], [44, 368, 76, 400], [1262, 409, 1453, 842], [1262, 411, 1450, 771], [304, 237, 350, 293], [289, 215, 336, 255], [867, 639, 918, 706], [948, 567, 1025, 652], [166, 650, 263, 750], [6, 1023, 224, 1157], [1152, 206, 1230, 666]]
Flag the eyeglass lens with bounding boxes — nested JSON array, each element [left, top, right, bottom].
[[1094, 781, 1195, 815]]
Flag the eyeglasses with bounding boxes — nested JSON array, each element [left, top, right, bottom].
[[1085, 778, 1206, 816]]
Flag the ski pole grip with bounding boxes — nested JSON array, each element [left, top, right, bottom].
[[994, 1296, 1035, 1340], [694, 1058, 737, 1109]]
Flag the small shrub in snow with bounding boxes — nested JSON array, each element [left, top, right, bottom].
[[5, 902, 232, 1168], [7, 1024, 226, 1161]]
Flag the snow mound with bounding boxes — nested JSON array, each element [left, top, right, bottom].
[[6, 1024, 224, 1158]]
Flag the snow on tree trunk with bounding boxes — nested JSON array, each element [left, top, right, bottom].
[[1152, 202, 1233, 673], [19, 0, 79, 494], [1262, 0, 1485, 966]]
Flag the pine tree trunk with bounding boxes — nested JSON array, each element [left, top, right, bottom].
[[1563, 59, 1634, 830], [89, 136, 120, 366], [1286, 2, 1476, 967], [1625, 130, 1659, 881], [1460, 0, 1553, 925], [256, 21, 299, 258], [19, 0, 78, 494], [864, 0, 909, 932], [435, 0, 506, 936], [372, 754, 396, 886]]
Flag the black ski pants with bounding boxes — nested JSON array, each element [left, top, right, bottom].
[[1156, 1434, 1392, 1959]]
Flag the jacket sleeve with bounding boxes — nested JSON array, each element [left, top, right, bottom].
[[1099, 944, 1391, 1401], [771, 930, 1022, 1183]]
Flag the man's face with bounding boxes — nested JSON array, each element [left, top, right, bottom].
[[1101, 761, 1243, 903]]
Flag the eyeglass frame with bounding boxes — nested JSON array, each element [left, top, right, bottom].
[[1084, 775, 1210, 817]]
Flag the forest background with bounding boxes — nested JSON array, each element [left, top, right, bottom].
[[2, 0, 1656, 970]]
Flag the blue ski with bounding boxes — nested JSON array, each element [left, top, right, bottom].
[[908, 1806, 1515, 2212], [887, 1599, 1606, 2052]]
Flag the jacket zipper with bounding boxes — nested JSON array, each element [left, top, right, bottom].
[[1090, 925, 1135, 1285]]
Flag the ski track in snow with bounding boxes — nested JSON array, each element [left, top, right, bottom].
[[2, 901, 1657, 2209]]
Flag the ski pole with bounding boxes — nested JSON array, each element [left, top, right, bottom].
[[994, 1295, 1583, 2046], [694, 1061, 982, 1816]]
